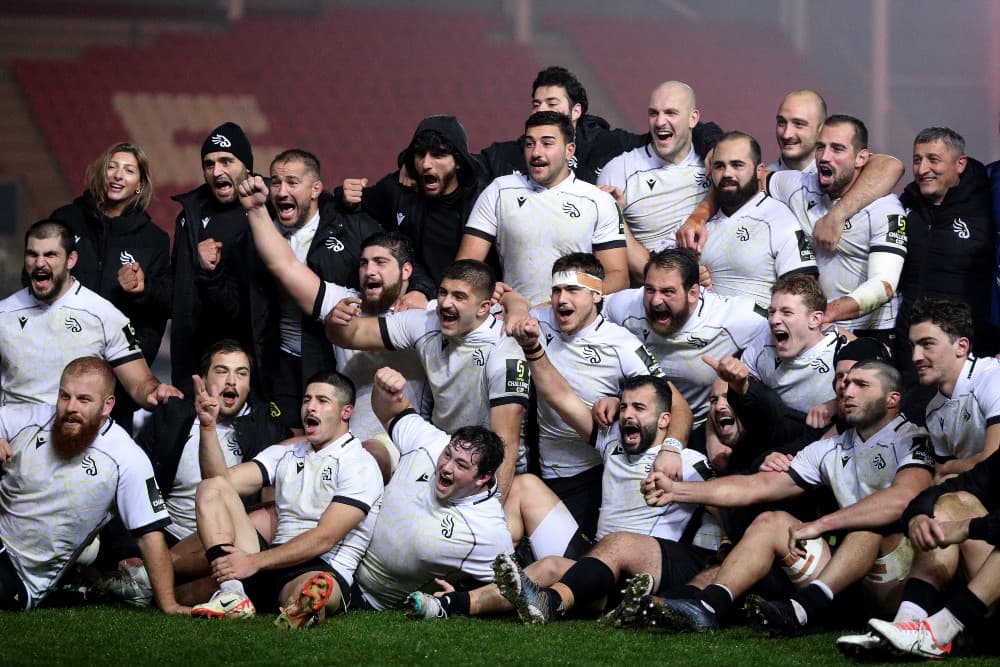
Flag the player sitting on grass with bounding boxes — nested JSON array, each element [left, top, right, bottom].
[[189, 370, 382, 629]]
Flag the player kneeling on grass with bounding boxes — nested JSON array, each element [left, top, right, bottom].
[[839, 449, 1000, 659], [189, 370, 383, 628], [633, 361, 933, 636]]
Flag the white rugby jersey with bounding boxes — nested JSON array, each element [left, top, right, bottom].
[[597, 144, 710, 252], [380, 308, 529, 435], [253, 433, 382, 586], [604, 287, 769, 424], [0, 404, 169, 606], [316, 282, 428, 442], [164, 410, 246, 541], [701, 191, 817, 309], [533, 308, 664, 478], [743, 329, 840, 413], [768, 171, 908, 330], [465, 173, 625, 305], [765, 157, 817, 174], [0, 281, 144, 406], [355, 412, 512, 610], [925, 357, 1000, 461], [789, 415, 932, 508], [594, 423, 715, 542]]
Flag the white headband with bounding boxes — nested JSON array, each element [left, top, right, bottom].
[[551, 270, 604, 295]]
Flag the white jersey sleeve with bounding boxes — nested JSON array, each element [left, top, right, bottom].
[[387, 410, 450, 459], [592, 189, 627, 252], [463, 178, 502, 243], [379, 308, 435, 352], [314, 281, 359, 322], [486, 336, 532, 408]]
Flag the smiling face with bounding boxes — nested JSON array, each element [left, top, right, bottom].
[[815, 123, 868, 199], [643, 266, 698, 336], [269, 158, 322, 229], [912, 139, 965, 205], [103, 151, 142, 215], [909, 320, 968, 390], [774, 92, 824, 170], [24, 235, 77, 304], [618, 384, 667, 455], [434, 438, 491, 501], [300, 382, 352, 447], [53, 370, 114, 460], [768, 290, 825, 359], [203, 350, 251, 420], [203, 151, 250, 205], [523, 124, 574, 188], [436, 278, 490, 338], [647, 82, 699, 165]]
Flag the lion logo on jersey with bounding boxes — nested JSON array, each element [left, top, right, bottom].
[[119, 250, 136, 265], [736, 226, 750, 242], [582, 345, 602, 365], [64, 317, 82, 333], [440, 514, 455, 539], [325, 236, 345, 252], [562, 202, 581, 218], [810, 359, 830, 373], [81, 455, 98, 476]]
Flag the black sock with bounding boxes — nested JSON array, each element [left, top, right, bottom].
[[438, 591, 471, 617], [698, 584, 733, 616], [791, 582, 833, 623], [668, 584, 703, 599], [204, 543, 233, 563], [559, 557, 616, 610], [901, 577, 941, 614], [945, 587, 989, 630]]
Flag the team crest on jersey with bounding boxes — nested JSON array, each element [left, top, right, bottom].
[[810, 358, 830, 373], [440, 514, 455, 538], [396, 212, 406, 226], [17, 315, 27, 330], [910, 436, 931, 462], [685, 335, 710, 349], [322, 467, 333, 481], [269, 402, 282, 418], [795, 229, 816, 262], [582, 345, 602, 365], [505, 359, 530, 395], [81, 455, 98, 476], [952, 218, 970, 239], [736, 226, 750, 242], [146, 477, 166, 513], [562, 202, 581, 218], [516, 196, 527, 208], [325, 236, 345, 252], [842, 220, 853, 231], [696, 172, 711, 189], [64, 316, 82, 333], [472, 349, 486, 367], [872, 452, 887, 470], [568, 155, 578, 170], [225, 435, 242, 457], [119, 250, 136, 265], [646, 178, 656, 191], [886, 214, 907, 245], [179, 217, 186, 228]]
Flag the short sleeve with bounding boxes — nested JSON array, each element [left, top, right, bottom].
[[486, 336, 531, 408], [388, 411, 451, 459], [464, 179, 502, 243]]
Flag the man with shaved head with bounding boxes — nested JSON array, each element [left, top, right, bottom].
[[770, 90, 827, 174], [597, 81, 712, 281]]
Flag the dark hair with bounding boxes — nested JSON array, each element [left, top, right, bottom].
[[913, 127, 965, 155], [409, 131, 459, 165], [621, 375, 673, 414], [771, 274, 826, 314], [552, 252, 605, 279], [200, 339, 252, 377], [849, 359, 902, 395], [525, 111, 575, 145], [441, 259, 496, 303], [361, 231, 415, 269], [532, 66, 588, 115], [824, 114, 869, 151], [270, 148, 321, 179], [644, 248, 699, 290], [714, 130, 762, 166], [450, 425, 505, 479], [25, 219, 76, 254], [304, 370, 356, 407], [908, 298, 974, 344]]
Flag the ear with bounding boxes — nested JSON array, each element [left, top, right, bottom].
[[956, 154, 968, 175], [102, 393, 116, 419], [340, 403, 354, 422], [66, 250, 79, 271], [311, 179, 323, 200], [955, 336, 971, 358], [400, 261, 413, 282], [591, 290, 602, 307], [657, 411, 672, 431], [687, 282, 700, 303], [570, 103, 583, 125], [474, 471, 494, 490], [566, 141, 577, 159], [885, 391, 901, 410], [808, 309, 825, 329], [855, 148, 871, 169], [754, 162, 765, 181], [477, 298, 492, 318], [689, 107, 701, 129]]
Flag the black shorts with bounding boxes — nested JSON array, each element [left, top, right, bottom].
[[347, 579, 377, 611], [244, 552, 350, 614], [0, 541, 29, 611], [655, 539, 713, 595]]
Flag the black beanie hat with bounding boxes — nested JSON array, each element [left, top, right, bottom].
[[834, 336, 892, 365], [201, 121, 253, 172]]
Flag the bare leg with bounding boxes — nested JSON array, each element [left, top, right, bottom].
[[195, 476, 259, 554]]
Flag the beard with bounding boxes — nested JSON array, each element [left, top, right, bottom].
[[844, 397, 887, 431], [51, 413, 102, 461], [621, 419, 659, 455], [362, 279, 404, 315], [714, 177, 759, 212]]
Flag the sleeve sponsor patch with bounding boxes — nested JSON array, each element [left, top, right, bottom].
[[616, 207, 626, 236], [909, 435, 932, 463], [505, 359, 531, 396], [795, 229, 816, 262], [122, 323, 140, 351], [886, 213, 908, 247], [635, 345, 665, 377], [146, 477, 166, 513], [692, 459, 714, 480]]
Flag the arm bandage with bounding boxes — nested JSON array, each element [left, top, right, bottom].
[[846, 251, 904, 315]]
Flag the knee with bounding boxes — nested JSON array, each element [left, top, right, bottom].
[[935, 491, 986, 521], [747, 510, 793, 533], [195, 475, 233, 504]]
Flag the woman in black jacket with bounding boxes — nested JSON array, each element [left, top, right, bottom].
[[50, 142, 171, 430]]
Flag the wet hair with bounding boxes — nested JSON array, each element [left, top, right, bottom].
[[25, 219, 76, 255], [824, 114, 869, 151], [85, 142, 153, 214], [715, 130, 762, 166], [621, 375, 673, 414], [62, 356, 116, 396], [270, 148, 321, 179], [304, 370, 356, 407], [200, 339, 252, 377], [908, 298, 974, 344], [771, 274, 827, 314], [441, 259, 496, 303], [849, 359, 901, 395], [450, 425, 505, 479], [524, 111, 575, 145], [643, 248, 700, 291], [361, 231, 415, 270], [913, 127, 966, 155], [532, 66, 588, 115]]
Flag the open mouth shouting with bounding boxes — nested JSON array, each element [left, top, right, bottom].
[[303, 413, 321, 438], [220, 386, 240, 410], [213, 177, 234, 200], [274, 196, 298, 224], [438, 306, 461, 332], [30, 268, 54, 295]]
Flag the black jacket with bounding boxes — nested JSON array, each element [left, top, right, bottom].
[[478, 114, 724, 184], [49, 192, 171, 365], [170, 184, 266, 397], [136, 395, 287, 500]]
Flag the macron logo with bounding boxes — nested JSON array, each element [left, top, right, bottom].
[[210, 134, 233, 148]]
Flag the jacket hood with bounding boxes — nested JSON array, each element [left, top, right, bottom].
[[74, 190, 153, 234], [401, 115, 478, 187]]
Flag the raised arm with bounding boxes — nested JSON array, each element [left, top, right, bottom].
[[812, 154, 904, 252], [193, 374, 264, 496], [371, 366, 415, 430]]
